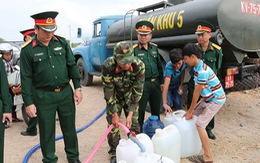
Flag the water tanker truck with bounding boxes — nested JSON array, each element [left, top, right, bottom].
[[73, 0, 260, 91]]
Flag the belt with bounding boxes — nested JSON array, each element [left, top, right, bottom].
[[145, 77, 157, 82], [37, 84, 68, 92]]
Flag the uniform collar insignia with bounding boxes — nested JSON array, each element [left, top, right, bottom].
[[115, 66, 119, 74], [32, 40, 37, 47], [53, 36, 59, 41], [138, 44, 142, 50], [130, 65, 133, 72]]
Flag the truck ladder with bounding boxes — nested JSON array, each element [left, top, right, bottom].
[[124, 9, 136, 41]]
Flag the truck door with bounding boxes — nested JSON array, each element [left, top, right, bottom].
[[89, 22, 103, 70]]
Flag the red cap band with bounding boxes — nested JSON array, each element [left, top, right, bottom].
[[137, 25, 152, 32], [23, 30, 34, 36], [196, 25, 211, 32], [35, 18, 56, 26]]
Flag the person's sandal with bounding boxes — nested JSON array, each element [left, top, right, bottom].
[[188, 155, 213, 163]]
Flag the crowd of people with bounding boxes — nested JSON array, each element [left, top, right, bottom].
[[103, 20, 226, 163], [0, 10, 226, 163]]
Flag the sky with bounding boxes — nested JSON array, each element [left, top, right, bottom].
[[1, 0, 161, 43]]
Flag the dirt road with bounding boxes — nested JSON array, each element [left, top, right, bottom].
[[4, 77, 260, 163]]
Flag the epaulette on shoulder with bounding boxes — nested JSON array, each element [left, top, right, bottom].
[[150, 42, 157, 47], [133, 44, 138, 49], [212, 43, 221, 50], [21, 39, 32, 49]]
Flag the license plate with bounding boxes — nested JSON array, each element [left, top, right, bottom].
[[225, 75, 234, 89]]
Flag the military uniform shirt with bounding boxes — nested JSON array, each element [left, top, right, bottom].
[[102, 56, 145, 113], [20, 35, 81, 106], [200, 41, 222, 74], [194, 60, 226, 104], [0, 58, 12, 113], [134, 42, 164, 84]]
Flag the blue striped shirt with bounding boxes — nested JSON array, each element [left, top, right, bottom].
[[194, 60, 226, 104], [164, 61, 186, 86]]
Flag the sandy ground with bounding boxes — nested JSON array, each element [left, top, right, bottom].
[[4, 77, 260, 163]]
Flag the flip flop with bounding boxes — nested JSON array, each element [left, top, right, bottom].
[[188, 155, 213, 163], [188, 155, 203, 163]]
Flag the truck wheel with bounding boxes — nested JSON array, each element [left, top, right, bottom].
[[77, 58, 93, 86], [229, 72, 260, 92]]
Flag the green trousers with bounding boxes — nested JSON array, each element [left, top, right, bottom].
[[106, 103, 140, 157], [187, 77, 215, 131], [34, 85, 79, 163], [138, 80, 162, 132], [0, 117, 4, 163], [26, 117, 37, 134]]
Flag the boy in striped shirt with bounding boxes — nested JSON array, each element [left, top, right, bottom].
[[182, 43, 226, 163]]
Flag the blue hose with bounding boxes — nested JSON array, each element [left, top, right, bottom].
[[127, 133, 146, 153], [22, 107, 106, 163]]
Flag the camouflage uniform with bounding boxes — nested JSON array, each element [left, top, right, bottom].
[[102, 41, 145, 157]]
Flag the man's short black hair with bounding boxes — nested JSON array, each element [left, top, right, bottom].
[[169, 48, 182, 64], [182, 43, 202, 58]]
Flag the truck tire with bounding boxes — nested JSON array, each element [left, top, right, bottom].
[[77, 58, 93, 86], [227, 72, 260, 92]]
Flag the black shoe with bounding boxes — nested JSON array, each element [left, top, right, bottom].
[[207, 131, 216, 140], [20, 131, 37, 136], [110, 156, 117, 163], [68, 159, 81, 163]]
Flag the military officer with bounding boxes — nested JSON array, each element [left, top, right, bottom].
[[20, 11, 83, 163], [187, 25, 223, 140], [19, 28, 38, 136], [20, 28, 35, 42], [133, 20, 164, 132], [102, 41, 145, 163], [0, 54, 12, 163]]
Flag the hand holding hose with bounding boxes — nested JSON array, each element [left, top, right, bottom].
[[112, 112, 120, 128]]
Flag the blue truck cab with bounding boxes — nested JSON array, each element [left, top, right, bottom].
[[73, 15, 125, 86]]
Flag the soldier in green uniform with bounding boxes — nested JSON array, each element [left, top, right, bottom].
[[19, 28, 38, 136], [20, 11, 83, 163], [133, 20, 164, 132], [102, 41, 145, 163], [20, 28, 36, 42], [187, 25, 223, 140], [0, 54, 12, 163]]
